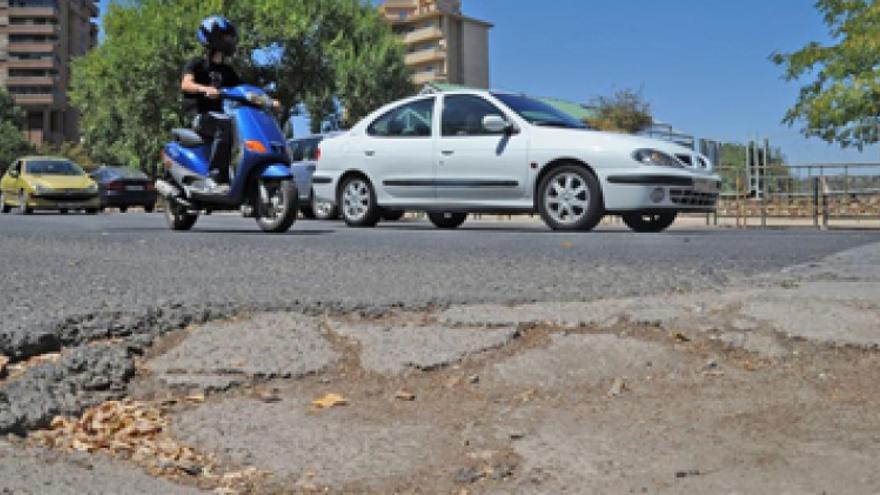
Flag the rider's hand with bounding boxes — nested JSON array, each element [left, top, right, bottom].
[[272, 99, 281, 110], [203, 86, 221, 99]]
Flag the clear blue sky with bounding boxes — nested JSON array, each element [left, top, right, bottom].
[[97, 0, 878, 165]]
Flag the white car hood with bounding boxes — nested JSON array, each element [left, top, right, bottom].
[[530, 127, 696, 157]]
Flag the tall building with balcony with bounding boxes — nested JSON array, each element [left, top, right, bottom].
[[0, 0, 98, 146], [379, 0, 491, 88]]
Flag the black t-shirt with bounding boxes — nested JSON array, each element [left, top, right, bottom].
[[182, 57, 242, 115]]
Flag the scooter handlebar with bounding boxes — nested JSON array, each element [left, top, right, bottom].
[[219, 88, 279, 112]]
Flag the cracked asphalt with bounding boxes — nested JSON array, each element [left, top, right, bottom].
[[3, 212, 880, 494]]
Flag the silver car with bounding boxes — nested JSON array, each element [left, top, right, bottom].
[[289, 135, 332, 219]]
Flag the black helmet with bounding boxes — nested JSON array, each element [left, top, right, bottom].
[[197, 15, 238, 56]]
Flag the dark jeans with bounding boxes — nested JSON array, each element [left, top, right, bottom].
[[193, 112, 232, 182]]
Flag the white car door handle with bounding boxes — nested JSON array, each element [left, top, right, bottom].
[[364, 150, 376, 157], [441, 150, 454, 156]]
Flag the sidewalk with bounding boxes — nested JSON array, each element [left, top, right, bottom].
[[3, 239, 880, 493]]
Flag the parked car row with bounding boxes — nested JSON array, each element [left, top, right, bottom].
[[0, 157, 160, 215]]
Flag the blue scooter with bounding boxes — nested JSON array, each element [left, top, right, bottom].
[[156, 85, 298, 233]]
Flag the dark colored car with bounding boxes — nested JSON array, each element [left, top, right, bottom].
[[90, 166, 158, 213]]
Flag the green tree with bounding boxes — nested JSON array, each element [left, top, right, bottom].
[[70, 0, 412, 173], [0, 90, 35, 173], [71, 0, 226, 174], [771, 0, 880, 149], [36, 142, 99, 170], [584, 89, 653, 134], [241, 0, 412, 128]]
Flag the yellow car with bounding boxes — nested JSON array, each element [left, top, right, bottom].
[[0, 157, 100, 215]]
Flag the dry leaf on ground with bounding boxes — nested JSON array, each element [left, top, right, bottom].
[[607, 378, 627, 398], [312, 393, 348, 409], [395, 389, 416, 401], [29, 400, 270, 493]]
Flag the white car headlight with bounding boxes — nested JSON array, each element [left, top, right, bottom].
[[86, 183, 98, 194], [632, 149, 683, 168], [33, 184, 51, 195]]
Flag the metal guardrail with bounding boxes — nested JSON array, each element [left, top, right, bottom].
[[712, 163, 880, 229]]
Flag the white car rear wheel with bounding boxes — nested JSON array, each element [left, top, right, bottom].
[[428, 212, 466, 229], [537, 165, 603, 231], [339, 176, 380, 227]]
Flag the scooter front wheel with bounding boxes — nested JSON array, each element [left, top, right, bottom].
[[255, 179, 298, 233]]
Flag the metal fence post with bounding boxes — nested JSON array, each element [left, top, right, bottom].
[[813, 176, 820, 229], [761, 176, 768, 228], [821, 177, 830, 230], [735, 176, 742, 228]]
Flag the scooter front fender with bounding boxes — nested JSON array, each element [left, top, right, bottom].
[[261, 163, 293, 180]]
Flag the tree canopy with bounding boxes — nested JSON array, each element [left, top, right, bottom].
[[70, 0, 413, 172], [771, 0, 880, 149], [0, 90, 35, 173]]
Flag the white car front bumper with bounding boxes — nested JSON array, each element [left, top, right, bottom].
[[601, 171, 721, 212]]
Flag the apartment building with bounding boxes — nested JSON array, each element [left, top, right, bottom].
[[379, 0, 492, 88], [0, 0, 98, 146]]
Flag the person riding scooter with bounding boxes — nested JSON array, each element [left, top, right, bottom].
[[180, 15, 242, 194]]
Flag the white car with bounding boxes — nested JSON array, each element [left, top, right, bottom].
[[312, 90, 721, 232]]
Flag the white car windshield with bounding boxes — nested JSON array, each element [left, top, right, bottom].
[[493, 93, 589, 130]]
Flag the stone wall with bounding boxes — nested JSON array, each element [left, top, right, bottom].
[[717, 194, 880, 218]]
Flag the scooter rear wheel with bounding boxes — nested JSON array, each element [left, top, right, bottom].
[[164, 200, 198, 231], [255, 179, 298, 233]]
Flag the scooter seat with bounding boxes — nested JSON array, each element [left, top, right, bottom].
[[172, 128, 206, 148]]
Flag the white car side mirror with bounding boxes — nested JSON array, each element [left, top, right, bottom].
[[483, 115, 512, 134]]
